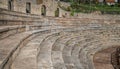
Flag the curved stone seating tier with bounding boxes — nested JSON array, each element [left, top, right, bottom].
[[0, 25, 119, 69], [52, 33, 74, 69], [52, 33, 83, 69], [8, 30, 80, 69], [11, 31, 62, 69], [62, 36, 86, 69], [0, 26, 26, 40], [38, 32, 73, 69], [0, 10, 120, 69], [78, 40, 101, 69], [0, 28, 66, 69], [71, 38, 96, 69], [79, 36, 120, 69], [54, 18, 120, 29], [0, 25, 41, 40], [0, 31, 32, 69], [62, 36, 91, 69], [0, 27, 119, 69], [87, 43, 120, 69], [66, 36, 90, 69], [0, 23, 65, 40]]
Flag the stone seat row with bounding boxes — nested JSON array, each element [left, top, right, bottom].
[[0, 25, 120, 69], [9, 29, 119, 69], [0, 27, 67, 69]]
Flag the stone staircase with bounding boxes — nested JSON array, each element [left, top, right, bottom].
[[0, 23, 120, 69], [0, 9, 120, 69]]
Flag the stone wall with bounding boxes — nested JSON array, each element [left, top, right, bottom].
[[0, 0, 8, 9], [0, 0, 59, 16], [0, 0, 72, 17]]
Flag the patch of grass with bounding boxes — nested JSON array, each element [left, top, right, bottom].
[[74, 3, 120, 14], [58, 2, 120, 14]]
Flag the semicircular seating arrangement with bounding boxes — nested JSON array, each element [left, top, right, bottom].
[[0, 9, 120, 69]]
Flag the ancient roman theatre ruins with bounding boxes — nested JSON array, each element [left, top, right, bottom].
[[0, 0, 120, 69]]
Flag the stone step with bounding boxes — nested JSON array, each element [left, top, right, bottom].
[[71, 43, 83, 69], [0, 28, 64, 69], [37, 32, 63, 69], [52, 31, 97, 69], [70, 37, 87, 69], [78, 36, 111, 69], [0, 26, 26, 40], [88, 42, 119, 68], [65, 35, 96, 69], [76, 37, 96, 69], [62, 36, 84, 69], [0, 26, 119, 69], [11, 31, 61, 69], [0, 32, 32, 69], [86, 43, 104, 69], [79, 41, 102, 69], [51, 32, 78, 69]]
